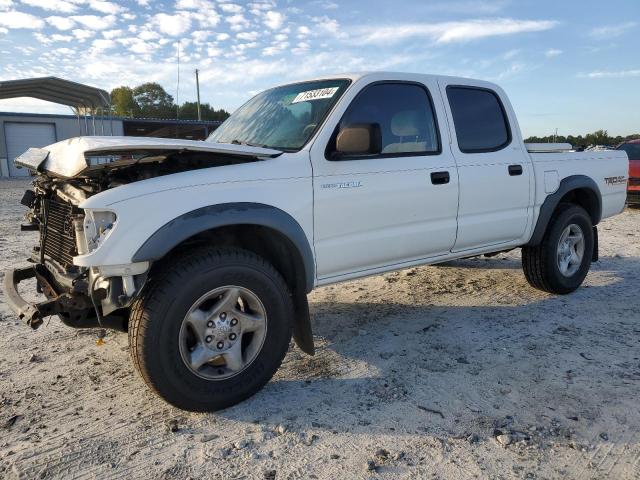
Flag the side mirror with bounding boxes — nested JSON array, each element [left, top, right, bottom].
[[334, 123, 381, 158]]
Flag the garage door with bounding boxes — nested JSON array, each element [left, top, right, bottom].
[[5, 122, 57, 177]]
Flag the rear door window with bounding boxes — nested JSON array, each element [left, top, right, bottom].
[[446, 86, 511, 153]]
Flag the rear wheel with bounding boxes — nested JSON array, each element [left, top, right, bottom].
[[128, 247, 293, 411], [522, 204, 594, 294]]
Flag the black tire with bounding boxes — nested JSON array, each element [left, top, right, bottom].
[[522, 203, 594, 294], [128, 247, 293, 412]]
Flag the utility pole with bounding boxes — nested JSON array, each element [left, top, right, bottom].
[[195, 69, 202, 121]]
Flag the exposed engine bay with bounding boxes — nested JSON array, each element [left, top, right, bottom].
[[14, 147, 267, 331]]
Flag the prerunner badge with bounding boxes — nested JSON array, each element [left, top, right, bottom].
[[291, 87, 339, 104]]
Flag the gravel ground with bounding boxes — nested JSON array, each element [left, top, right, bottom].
[[1, 178, 639, 480]]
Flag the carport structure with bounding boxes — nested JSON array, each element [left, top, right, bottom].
[[0, 76, 113, 136]]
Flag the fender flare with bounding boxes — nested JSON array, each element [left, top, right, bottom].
[[527, 175, 602, 246], [132, 202, 315, 292]]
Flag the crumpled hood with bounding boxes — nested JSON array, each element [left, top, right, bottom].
[[14, 136, 281, 178]]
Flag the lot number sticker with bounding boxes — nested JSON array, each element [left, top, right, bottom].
[[291, 87, 339, 104]]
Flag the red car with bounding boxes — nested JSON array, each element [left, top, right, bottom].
[[617, 139, 640, 205]]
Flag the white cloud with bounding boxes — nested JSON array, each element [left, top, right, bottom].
[[129, 39, 155, 54], [207, 46, 222, 57], [248, 2, 272, 15], [216, 32, 230, 41], [50, 33, 73, 41], [53, 47, 75, 55], [225, 13, 249, 31], [318, 0, 338, 9], [292, 41, 310, 55], [46, 16, 76, 30], [355, 18, 558, 45], [0, 0, 13, 11], [297, 25, 310, 37], [102, 28, 122, 39], [237, 31, 259, 41], [220, 2, 243, 13], [190, 9, 219, 28], [89, 1, 126, 15], [581, 69, 640, 79], [72, 28, 94, 41], [91, 38, 116, 53], [152, 12, 192, 36], [36, 32, 74, 43], [264, 10, 284, 29], [138, 29, 160, 41], [70, 15, 118, 30], [545, 48, 562, 58], [262, 40, 288, 56], [0, 27, 8, 34], [589, 22, 636, 39], [21, 0, 78, 13], [191, 30, 209, 42], [0, 10, 45, 29], [312, 15, 342, 37], [175, 0, 214, 9]]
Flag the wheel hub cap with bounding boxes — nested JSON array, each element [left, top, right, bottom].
[[178, 286, 267, 380], [556, 223, 585, 277]]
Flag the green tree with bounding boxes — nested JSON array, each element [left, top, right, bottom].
[[132, 82, 176, 118], [110, 86, 138, 117], [524, 130, 640, 149], [178, 101, 230, 121]]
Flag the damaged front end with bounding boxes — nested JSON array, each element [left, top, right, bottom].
[[4, 137, 279, 331], [4, 176, 147, 331]]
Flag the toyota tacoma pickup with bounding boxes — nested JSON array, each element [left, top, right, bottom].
[[4, 72, 629, 411]]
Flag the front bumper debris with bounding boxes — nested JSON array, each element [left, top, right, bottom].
[[3, 264, 91, 329]]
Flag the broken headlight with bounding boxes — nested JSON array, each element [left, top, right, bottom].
[[82, 209, 117, 253]]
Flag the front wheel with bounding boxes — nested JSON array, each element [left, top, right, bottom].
[[522, 204, 594, 294], [128, 247, 293, 412]]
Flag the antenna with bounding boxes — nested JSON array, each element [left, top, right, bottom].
[[175, 42, 181, 138]]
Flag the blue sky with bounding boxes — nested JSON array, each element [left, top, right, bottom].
[[0, 0, 638, 136]]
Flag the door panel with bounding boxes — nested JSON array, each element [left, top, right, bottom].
[[311, 79, 459, 279], [313, 159, 458, 278], [438, 81, 532, 251], [454, 161, 530, 250]]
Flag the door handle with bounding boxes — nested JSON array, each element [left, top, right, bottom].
[[508, 164, 523, 176], [430, 171, 450, 185]]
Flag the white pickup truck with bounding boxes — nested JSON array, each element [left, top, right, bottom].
[[5, 72, 628, 411]]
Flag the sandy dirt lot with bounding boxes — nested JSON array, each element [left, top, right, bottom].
[[0, 178, 639, 480]]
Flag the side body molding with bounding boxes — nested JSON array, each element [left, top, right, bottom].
[[527, 175, 602, 246], [132, 202, 315, 292]]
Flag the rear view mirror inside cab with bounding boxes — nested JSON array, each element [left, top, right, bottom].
[[333, 123, 382, 158]]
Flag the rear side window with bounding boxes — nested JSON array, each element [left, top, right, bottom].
[[447, 86, 511, 153], [617, 143, 640, 160], [331, 82, 440, 158]]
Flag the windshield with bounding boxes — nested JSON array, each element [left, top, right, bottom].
[[207, 79, 350, 151], [617, 143, 640, 161]]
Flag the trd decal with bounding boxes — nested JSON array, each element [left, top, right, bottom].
[[604, 176, 627, 186]]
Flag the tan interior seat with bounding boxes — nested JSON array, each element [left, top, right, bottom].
[[381, 110, 428, 154]]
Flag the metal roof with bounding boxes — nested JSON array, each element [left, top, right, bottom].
[[0, 76, 110, 109], [0, 111, 222, 124]]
